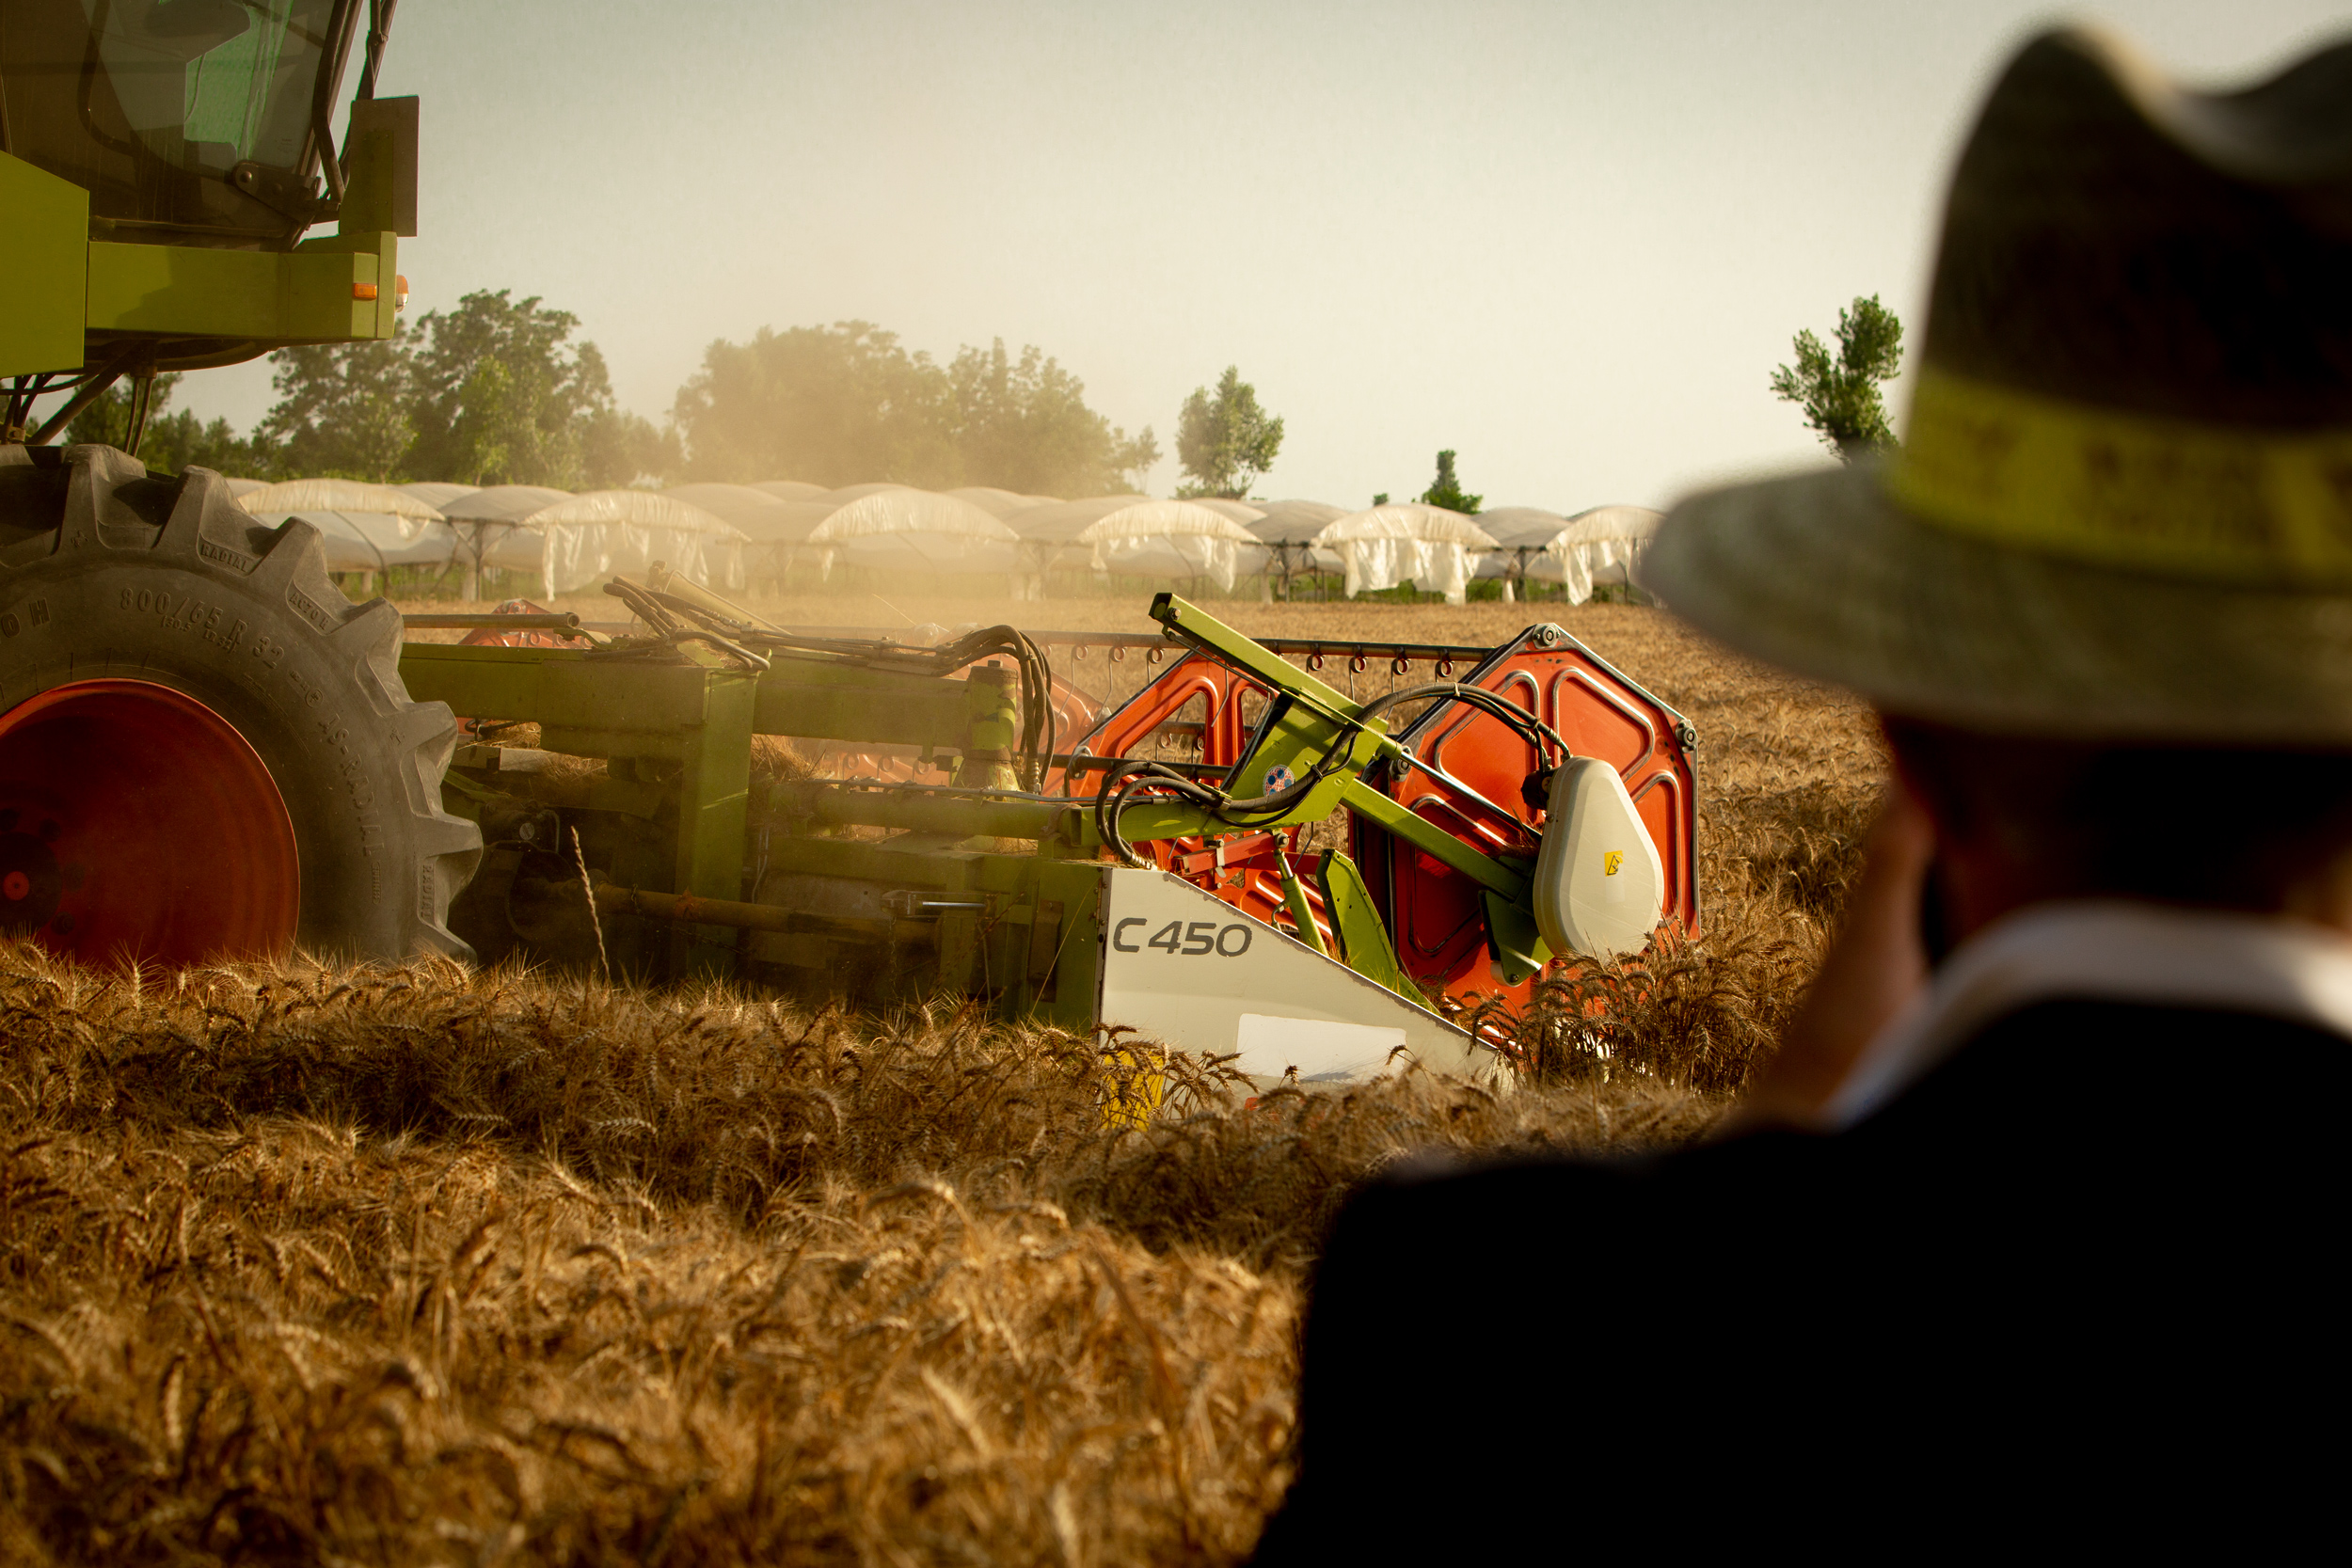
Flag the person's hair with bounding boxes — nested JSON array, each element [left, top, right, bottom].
[[1883, 718, 2352, 911]]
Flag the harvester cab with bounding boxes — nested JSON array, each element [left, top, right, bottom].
[[3, 0, 415, 439]]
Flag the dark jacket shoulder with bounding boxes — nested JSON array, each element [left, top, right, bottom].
[[1251, 1001, 2345, 1563]]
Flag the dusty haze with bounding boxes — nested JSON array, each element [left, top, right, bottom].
[[177, 1, 2352, 509]]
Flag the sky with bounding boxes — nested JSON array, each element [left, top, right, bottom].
[[172, 0, 2352, 511]]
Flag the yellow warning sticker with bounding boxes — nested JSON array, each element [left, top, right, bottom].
[[1603, 851, 1624, 876]]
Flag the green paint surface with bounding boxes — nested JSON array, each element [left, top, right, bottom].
[[0, 154, 88, 377]]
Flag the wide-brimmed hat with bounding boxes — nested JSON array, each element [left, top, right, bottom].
[[1643, 26, 2352, 742]]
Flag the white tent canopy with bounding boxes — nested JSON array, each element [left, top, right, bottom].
[[424, 486, 744, 596], [804, 488, 1020, 577], [432, 484, 575, 596], [439, 484, 573, 525], [1473, 506, 1571, 602], [1311, 503, 1497, 604], [1246, 499, 1349, 578], [1003, 497, 1265, 593], [394, 481, 480, 513], [755, 500, 850, 545], [494, 490, 747, 597], [1551, 504, 1661, 603], [948, 486, 1060, 519], [751, 480, 829, 501], [1246, 499, 1345, 543], [1474, 504, 1661, 603], [236, 478, 444, 520], [268, 511, 458, 576], [1007, 496, 1150, 545], [1181, 499, 1267, 526], [239, 482, 453, 579], [1075, 499, 1265, 590], [1476, 506, 1575, 549], [812, 482, 914, 508], [661, 483, 797, 535]]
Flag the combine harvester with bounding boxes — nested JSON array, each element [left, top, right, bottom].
[[0, 2, 1697, 1088]]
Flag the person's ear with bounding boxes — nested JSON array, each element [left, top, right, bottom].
[[1880, 716, 1969, 848]]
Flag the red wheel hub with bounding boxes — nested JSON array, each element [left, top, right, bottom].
[[0, 679, 299, 966]]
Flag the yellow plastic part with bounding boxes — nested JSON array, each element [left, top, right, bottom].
[[0, 153, 88, 378]]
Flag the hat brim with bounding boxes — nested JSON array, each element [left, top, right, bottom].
[[1642, 462, 2352, 744]]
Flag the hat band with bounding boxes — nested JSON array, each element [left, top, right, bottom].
[[1889, 368, 2352, 588]]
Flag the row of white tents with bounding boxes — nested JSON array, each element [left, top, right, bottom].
[[227, 477, 1660, 607]]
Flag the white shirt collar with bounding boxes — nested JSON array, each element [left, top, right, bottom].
[[1821, 900, 2352, 1129]]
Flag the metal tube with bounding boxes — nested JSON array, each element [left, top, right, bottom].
[[776, 625, 1495, 665], [28, 348, 140, 445], [402, 612, 583, 631], [791, 784, 1078, 842], [592, 881, 794, 932]]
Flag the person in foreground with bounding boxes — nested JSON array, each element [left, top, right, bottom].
[[1251, 25, 2349, 1560]]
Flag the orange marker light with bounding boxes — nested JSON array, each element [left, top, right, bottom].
[[353, 282, 380, 301], [394, 275, 410, 311]]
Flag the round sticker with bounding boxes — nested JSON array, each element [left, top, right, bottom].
[[1262, 763, 1296, 795]]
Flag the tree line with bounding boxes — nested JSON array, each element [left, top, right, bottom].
[[74, 280, 1898, 500], [670, 325, 1160, 496], [81, 299, 1184, 499], [72, 291, 665, 490]]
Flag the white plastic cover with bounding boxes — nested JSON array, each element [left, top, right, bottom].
[[236, 478, 445, 521], [1246, 499, 1349, 577], [1472, 504, 1661, 603], [394, 482, 480, 513], [1311, 503, 1498, 604], [1006, 496, 1149, 543], [1474, 506, 1572, 555], [1181, 499, 1268, 526], [1474, 506, 1569, 601], [257, 511, 457, 575], [750, 480, 829, 500], [1532, 758, 1665, 959], [1074, 499, 1266, 590], [660, 483, 799, 534], [515, 490, 747, 597], [1007, 498, 1268, 591], [436, 484, 573, 524], [803, 489, 1020, 577], [1245, 499, 1345, 543], [1548, 505, 1661, 603], [810, 482, 914, 508], [947, 486, 1061, 519]]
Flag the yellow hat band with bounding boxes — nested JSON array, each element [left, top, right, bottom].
[[1889, 368, 2352, 588]]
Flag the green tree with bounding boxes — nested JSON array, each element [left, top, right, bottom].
[[404, 291, 622, 488], [1420, 450, 1481, 514], [1772, 294, 1903, 461], [63, 374, 273, 476], [949, 339, 1158, 497], [672, 322, 1156, 495], [251, 340, 414, 481], [672, 322, 955, 487], [1174, 366, 1282, 499], [586, 408, 678, 489], [59, 287, 660, 489]]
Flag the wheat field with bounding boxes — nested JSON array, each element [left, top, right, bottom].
[[0, 600, 1882, 1565]]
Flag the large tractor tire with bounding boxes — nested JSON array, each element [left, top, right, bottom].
[[0, 443, 480, 966]]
